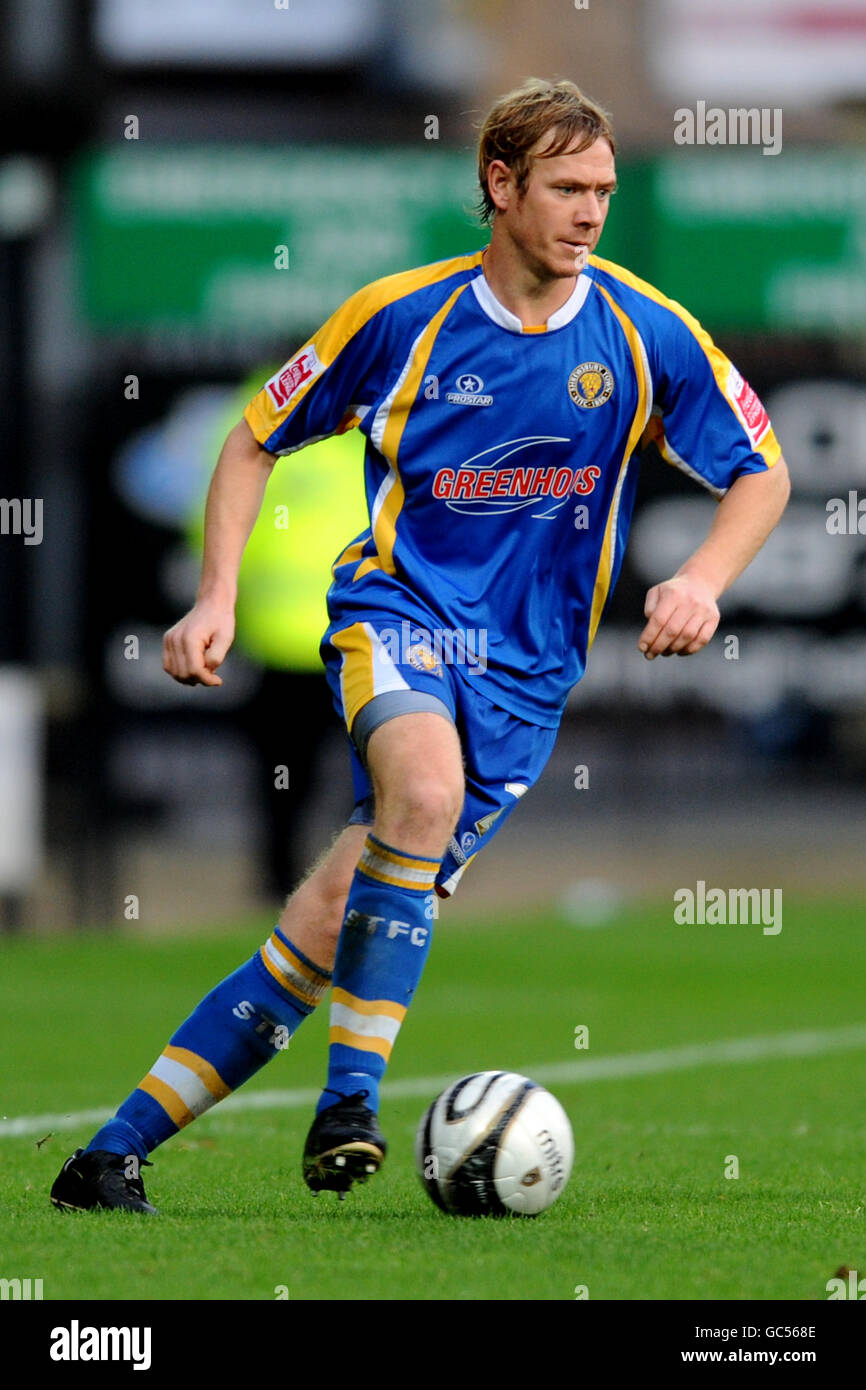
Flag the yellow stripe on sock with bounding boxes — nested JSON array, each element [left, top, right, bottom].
[[138, 1074, 195, 1130], [359, 836, 439, 892], [259, 947, 324, 1007], [329, 1026, 393, 1061], [358, 859, 438, 891], [161, 1046, 231, 1101], [331, 987, 407, 1022], [366, 837, 437, 873], [358, 862, 435, 892], [267, 934, 330, 990]]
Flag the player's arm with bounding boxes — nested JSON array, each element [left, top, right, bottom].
[[163, 418, 274, 686], [638, 455, 790, 659], [164, 284, 399, 686]]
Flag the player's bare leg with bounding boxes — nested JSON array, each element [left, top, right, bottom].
[[277, 825, 368, 970]]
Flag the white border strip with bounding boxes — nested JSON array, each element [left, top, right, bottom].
[[3, 1023, 865, 1139]]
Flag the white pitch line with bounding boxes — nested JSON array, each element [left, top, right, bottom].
[[3, 1022, 866, 1140]]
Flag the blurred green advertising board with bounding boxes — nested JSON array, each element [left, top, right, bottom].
[[651, 152, 866, 335], [73, 146, 485, 335], [73, 146, 861, 336]]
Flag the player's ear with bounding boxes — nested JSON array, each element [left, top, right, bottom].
[[486, 159, 514, 214]]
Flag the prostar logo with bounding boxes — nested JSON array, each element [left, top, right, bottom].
[[431, 436, 600, 517], [446, 371, 493, 408]]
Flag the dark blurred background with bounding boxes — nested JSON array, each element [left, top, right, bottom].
[[2, 0, 865, 931]]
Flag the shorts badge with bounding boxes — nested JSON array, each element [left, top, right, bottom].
[[406, 643, 444, 678]]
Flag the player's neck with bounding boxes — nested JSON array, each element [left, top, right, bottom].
[[481, 240, 577, 330]]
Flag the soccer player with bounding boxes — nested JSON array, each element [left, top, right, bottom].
[[51, 78, 789, 1214]]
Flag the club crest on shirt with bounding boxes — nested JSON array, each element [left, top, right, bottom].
[[568, 361, 614, 409], [406, 643, 444, 677]]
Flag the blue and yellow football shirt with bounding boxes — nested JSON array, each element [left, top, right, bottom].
[[243, 249, 781, 728]]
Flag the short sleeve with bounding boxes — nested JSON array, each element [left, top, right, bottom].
[[243, 283, 398, 456], [647, 306, 782, 498]]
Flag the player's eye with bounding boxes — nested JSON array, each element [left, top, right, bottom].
[[554, 185, 616, 199]]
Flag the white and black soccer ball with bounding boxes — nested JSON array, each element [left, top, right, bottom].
[[415, 1071, 574, 1216]]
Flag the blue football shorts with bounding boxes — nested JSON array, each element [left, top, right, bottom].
[[320, 615, 560, 896]]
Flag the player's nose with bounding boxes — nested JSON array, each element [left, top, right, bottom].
[[573, 193, 603, 226]]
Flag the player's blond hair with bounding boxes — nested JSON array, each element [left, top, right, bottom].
[[476, 77, 616, 224]]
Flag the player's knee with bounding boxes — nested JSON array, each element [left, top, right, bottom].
[[378, 775, 464, 844]]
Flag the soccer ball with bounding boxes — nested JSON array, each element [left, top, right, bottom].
[[415, 1071, 574, 1216]]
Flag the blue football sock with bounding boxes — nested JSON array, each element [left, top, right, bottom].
[[319, 833, 439, 1116], [86, 929, 331, 1160]]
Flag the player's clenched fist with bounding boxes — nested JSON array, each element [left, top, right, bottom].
[[638, 573, 720, 660], [163, 601, 236, 686]]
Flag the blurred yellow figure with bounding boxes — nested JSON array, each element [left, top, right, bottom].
[[191, 373, 369, 897]]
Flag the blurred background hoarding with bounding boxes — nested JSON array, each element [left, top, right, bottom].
[[1, 0, 865, 928]]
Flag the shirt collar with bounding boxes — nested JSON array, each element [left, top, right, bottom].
[[470, 263, 594, 334]]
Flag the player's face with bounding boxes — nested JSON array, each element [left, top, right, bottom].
[[505, 135, 616, 281]]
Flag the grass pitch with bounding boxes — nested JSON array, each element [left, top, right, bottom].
[[1, 898, 864, 1301]]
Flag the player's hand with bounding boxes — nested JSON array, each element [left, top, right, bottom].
[[638, 574, 719, 659], [163, 601, 236, 687]]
